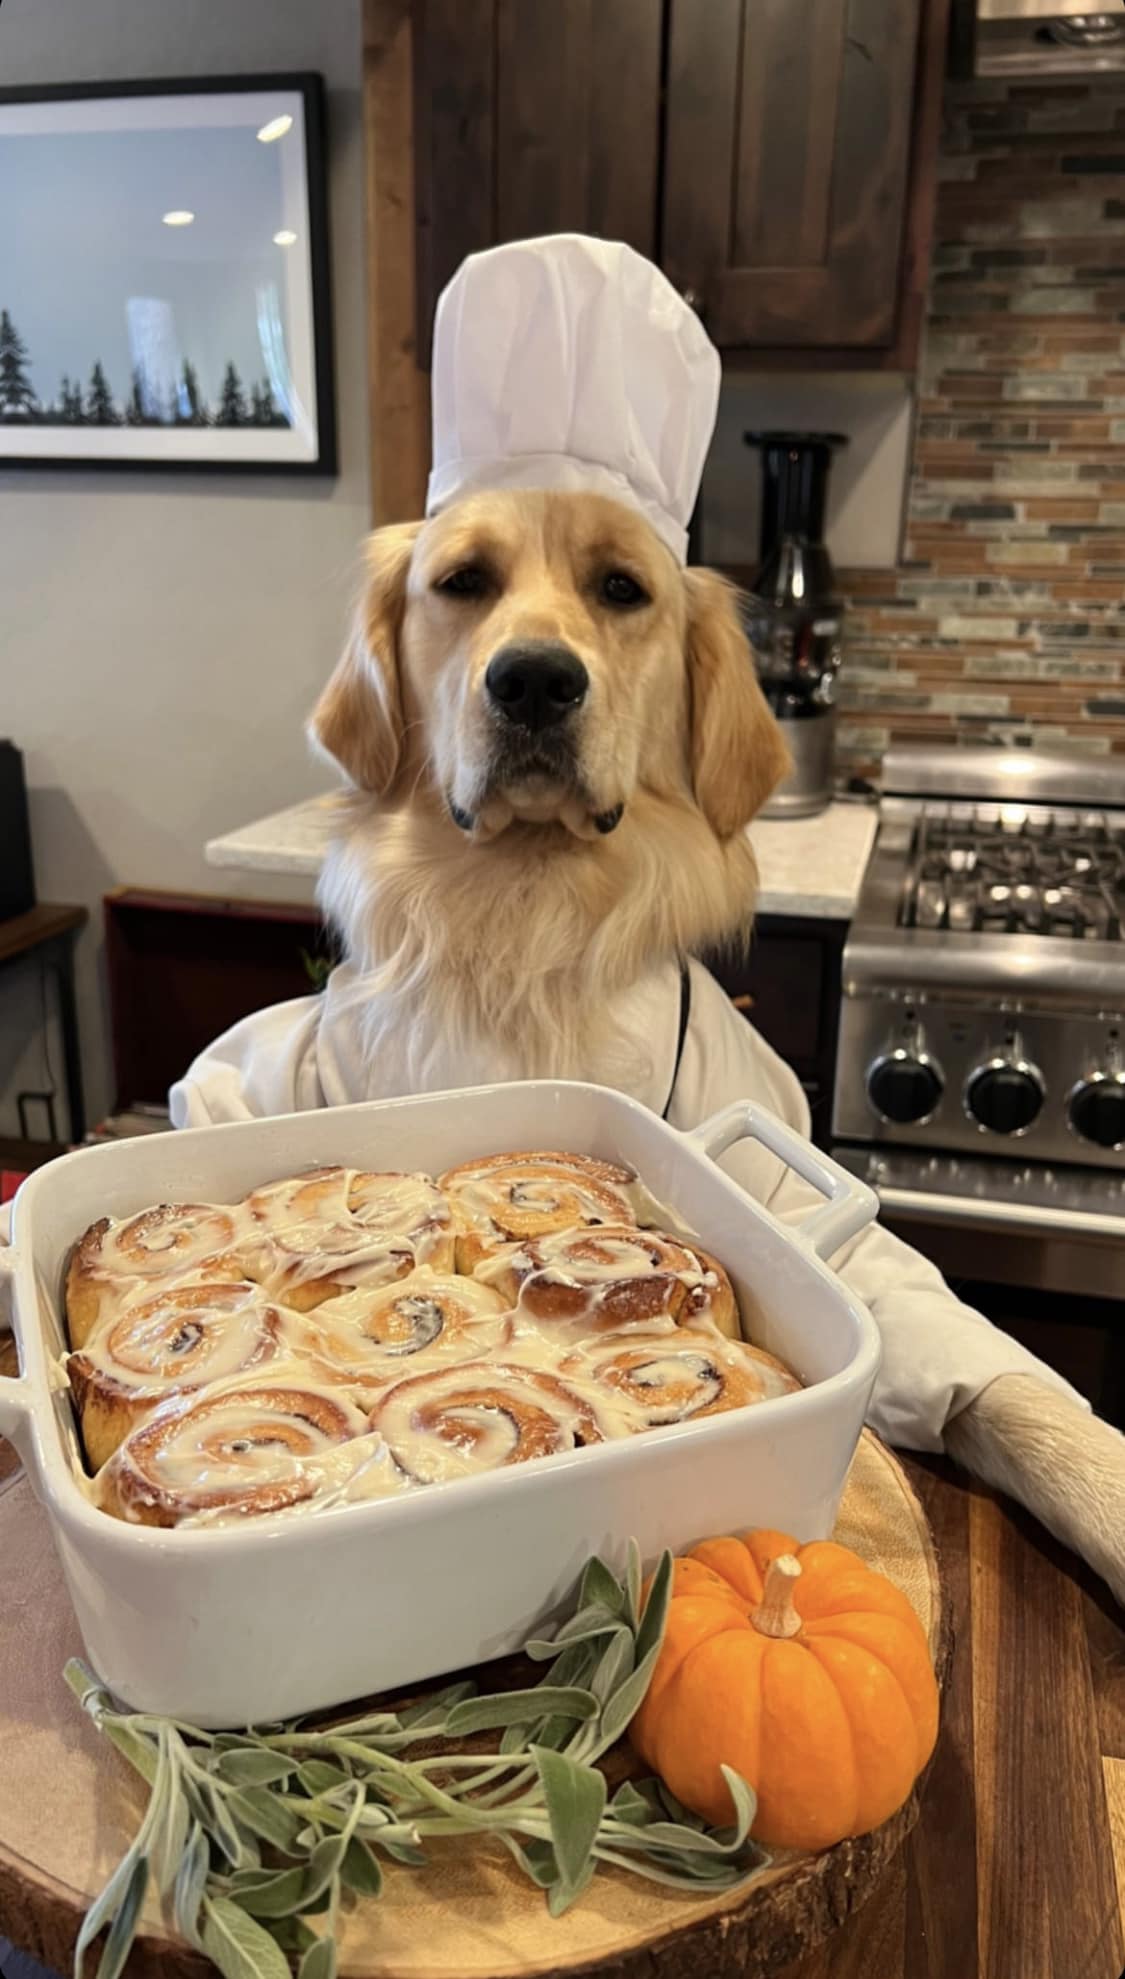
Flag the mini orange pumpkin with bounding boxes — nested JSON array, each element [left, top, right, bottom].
[[631, 1529, 939, 1853]]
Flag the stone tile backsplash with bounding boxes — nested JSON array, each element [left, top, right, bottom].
[[837, 76, 1125, 777]]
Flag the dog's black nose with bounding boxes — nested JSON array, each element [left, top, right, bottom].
[[485, 643, 589, 730]]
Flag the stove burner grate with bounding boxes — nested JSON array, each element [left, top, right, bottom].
[[901, 805, 1124, 941]]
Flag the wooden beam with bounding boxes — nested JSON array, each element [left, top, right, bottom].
[[363, 0, 430, 524]]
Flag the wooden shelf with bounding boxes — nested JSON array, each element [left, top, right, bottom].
[[0, 1136, 68, 1177]]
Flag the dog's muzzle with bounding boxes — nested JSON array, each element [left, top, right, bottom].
[[484, 641, 589, 732], [448, 640, 623, 839]]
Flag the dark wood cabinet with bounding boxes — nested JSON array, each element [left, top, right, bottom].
[[104, 890, 335, 1111], [364, 0, 948, 519], [662, 0, 923, 350], [412, 0, 664, 362]]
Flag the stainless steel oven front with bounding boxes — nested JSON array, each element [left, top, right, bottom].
[[830, 1144, 1125, 1423], [830, 748, 1125, 1422]]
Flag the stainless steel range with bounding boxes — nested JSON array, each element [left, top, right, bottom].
[[832, 748, 1124, 1415]]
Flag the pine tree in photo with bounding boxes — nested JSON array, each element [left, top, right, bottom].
[[216, 361, 247, 427], [253, 377, 288, 427], [86, 360, 119, 426], [65, 377, 85, 423], [180, 358, 208, 426], [126, 367, 146, 426], [0, 309, 38, 421]]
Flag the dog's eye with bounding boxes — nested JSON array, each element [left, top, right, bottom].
[[600, 571, 649, 610], [436, 565, 489, 599]]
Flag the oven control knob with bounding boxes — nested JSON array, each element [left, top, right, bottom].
[[965, 1052, 1045, 1136], [1068, 1071, 1125, 1151], [866, 1049, 943, 1125]]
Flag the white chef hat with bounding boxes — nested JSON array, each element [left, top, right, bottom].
[[425, 233, 721, 566]]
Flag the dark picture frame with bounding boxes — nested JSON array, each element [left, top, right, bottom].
[[0, 73, 336, 475]]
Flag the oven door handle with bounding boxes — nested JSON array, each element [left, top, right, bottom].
[[874, 1183, 1124, 1242]]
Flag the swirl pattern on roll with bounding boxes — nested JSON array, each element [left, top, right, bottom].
[[65, 1204, 247, 1346], [302, 1269, 512, 1394], [243, 1168, 455, 1309], [99, 1381, 391, 1527], [66, 1281, 297, 1471], [479, 1225, 738, 1339], [439, 1150, 643, 1271], [560, 1329, 800, 1430], [369, 1361, 608, 1483]]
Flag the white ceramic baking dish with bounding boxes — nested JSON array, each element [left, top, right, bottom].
[[0, 1081, 880, 1727]]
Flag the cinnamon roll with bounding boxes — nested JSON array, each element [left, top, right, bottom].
[[438, 1150, 643, 1271], [301, 1269, 512, 1398], [243, 1167, 455, 1311], [560, 1329, 800, 1434], [369, 1360, 608, 1484], [479, 1225, 739, 1340], [65, 1204, 247, 1347], [98, 1381, 383, 1528], [66, 1281, 298, 1471]]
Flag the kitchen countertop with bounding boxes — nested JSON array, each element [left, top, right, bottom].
[[0, 1335, 1121, 1979], [205, 795, 878, 921]]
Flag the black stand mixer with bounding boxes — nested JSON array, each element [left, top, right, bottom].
[[742, 430, 847, 820]]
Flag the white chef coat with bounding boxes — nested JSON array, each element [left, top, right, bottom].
[[168, 958, 1086, 1452]]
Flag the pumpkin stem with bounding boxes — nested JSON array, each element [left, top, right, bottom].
[[751, 1554, 803, 1639]]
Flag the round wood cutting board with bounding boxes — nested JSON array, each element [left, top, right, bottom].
[[0, 1431, 947, 1979]]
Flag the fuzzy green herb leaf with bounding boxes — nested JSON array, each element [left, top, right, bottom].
[[201, 1895, 293, 1979], [215, 1750, 298, 1789], [339, 1837, 384, 1898], [296, 1759, 351, 1797], [172, 1823, 209, 1947], [444, 1685, 597, 1736], [226, 1786, 303, 1853], [227, 1866, 310, 1919], [533, 1746, 606, 1906], [298, 1934, 337, 1979], [578, 1555, 627, 1615], [91, 1854, 149, 1979]]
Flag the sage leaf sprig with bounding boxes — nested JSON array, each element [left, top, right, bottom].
[[67, 1541, 768, 1978]]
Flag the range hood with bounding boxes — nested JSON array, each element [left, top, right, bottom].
[[973, 0, 1125, 74]]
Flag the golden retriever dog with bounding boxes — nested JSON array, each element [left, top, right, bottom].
[[233, 486, 1125, 1605], [310, 488, 789, 1087]]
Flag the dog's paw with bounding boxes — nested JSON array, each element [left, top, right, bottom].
[[945, 1374, 1125, 1608]]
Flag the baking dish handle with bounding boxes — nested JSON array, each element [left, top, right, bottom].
[[0, 1247, 30, 1451], [684, 1101, 879, 1260]]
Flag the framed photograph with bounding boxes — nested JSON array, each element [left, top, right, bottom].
[[0, 74, 335, 473]]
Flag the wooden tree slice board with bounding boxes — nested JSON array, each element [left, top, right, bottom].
[[0, 1432, 947, 1979]]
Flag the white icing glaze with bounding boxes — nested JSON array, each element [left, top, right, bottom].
[[302, 1269, 511, 1388], [370, 1360, 614, 1484], [103, 1376, 382, 1524], [478, 1225, 728, 1342], [560, 1327, 798, 1430], [180, 1430, 410, 1528], [490, 1228, 712, 1293], [71, 1282, 294, 1398], [88, 1204, 241, 1280], [243, 1168, 451, 1292], [440, 1152, 642, 1249]]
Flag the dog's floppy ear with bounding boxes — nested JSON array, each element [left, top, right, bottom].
[[308, 522, 420, 795], [684, 567, 792, 838]]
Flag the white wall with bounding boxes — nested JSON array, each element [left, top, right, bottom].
[[0, 0, 367, 1136]]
